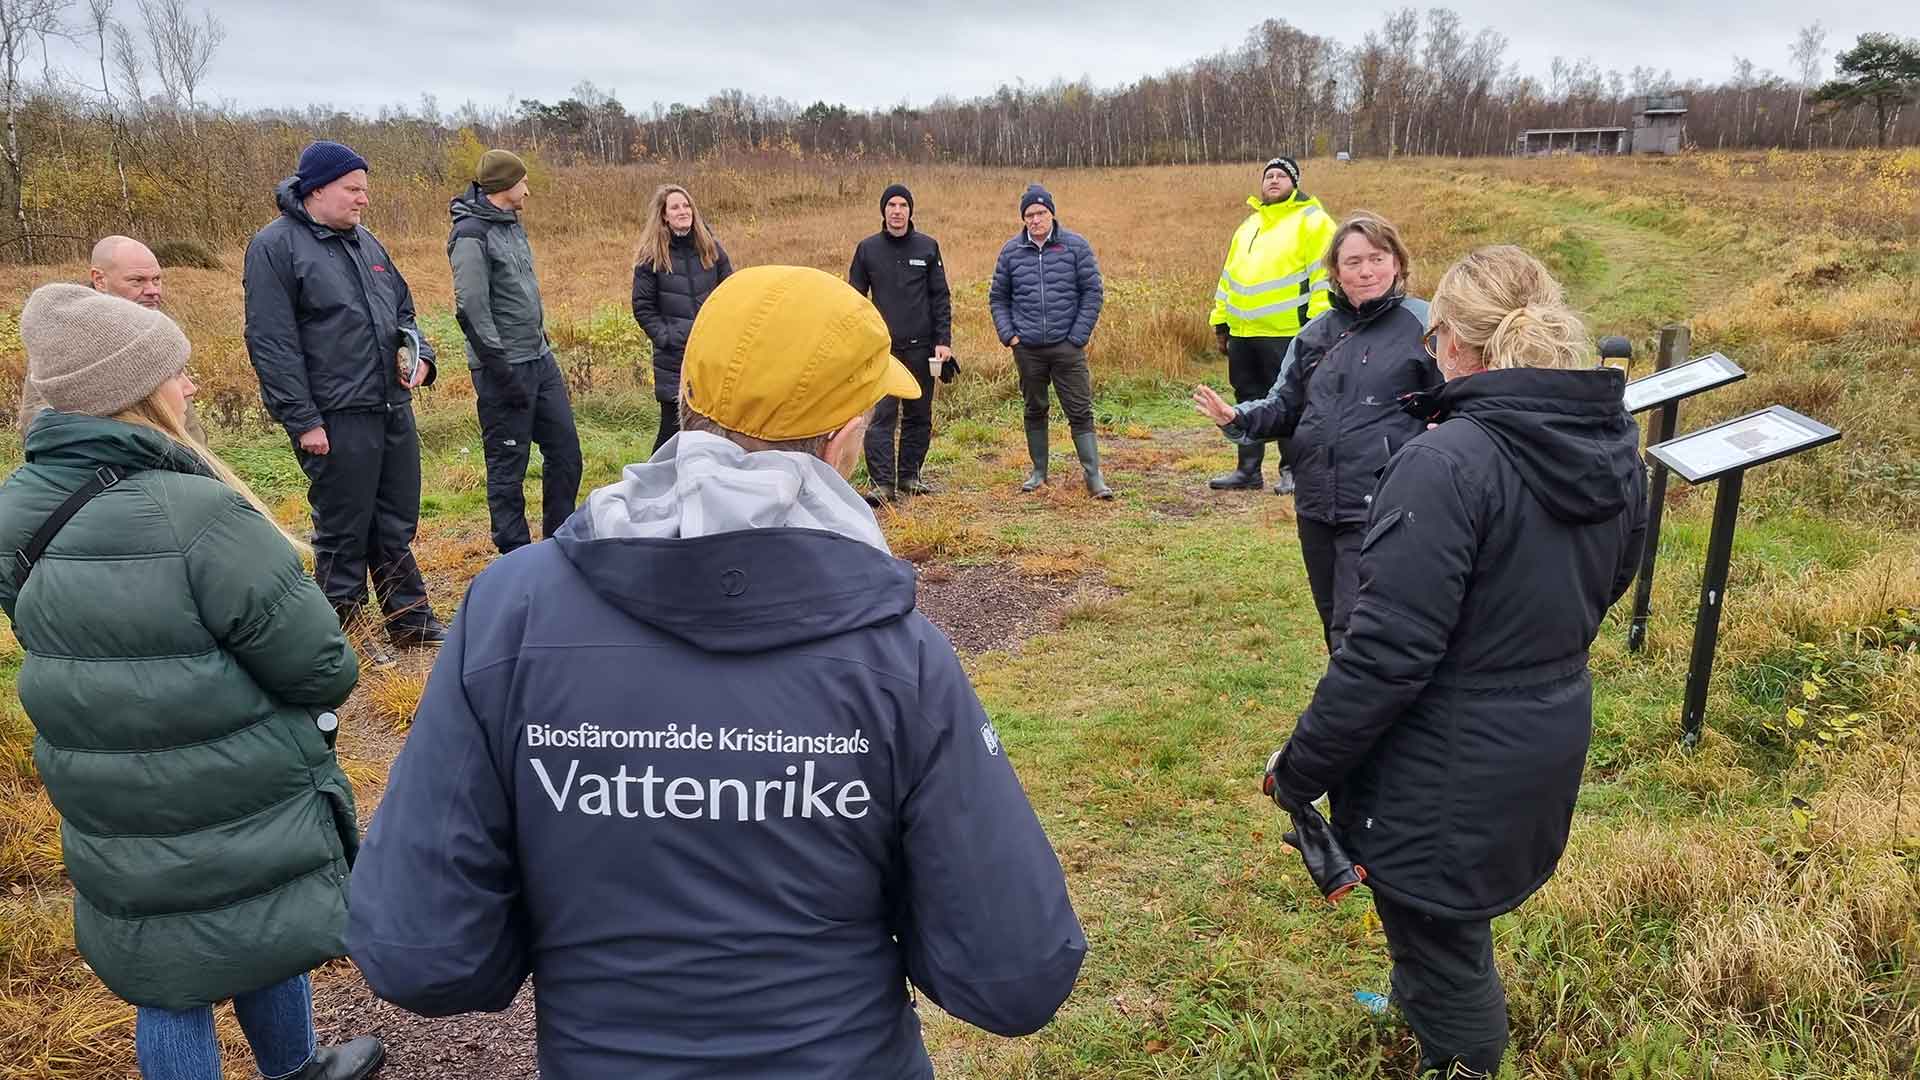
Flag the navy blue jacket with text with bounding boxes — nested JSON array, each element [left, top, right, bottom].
[[346, 433, 1086, 1079]]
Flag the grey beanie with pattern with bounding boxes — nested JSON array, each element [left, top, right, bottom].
[[22, 283, 190, 417]]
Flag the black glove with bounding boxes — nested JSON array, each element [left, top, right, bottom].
[[938, 354, 961, 384], [488, 363, 530, 410], [1263, 749, 1366, 903], [1214, 325, 1231, 354]]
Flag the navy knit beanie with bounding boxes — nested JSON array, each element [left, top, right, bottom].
[[295, 140, 371, 198], [1019, 183, 1055, 217], [880, 183, 914, 219]]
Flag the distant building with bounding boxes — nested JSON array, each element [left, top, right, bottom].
[[1515, 127, 1628, 156], [1632, 95, 1688, 155], [1515, 96, 1689, 158]]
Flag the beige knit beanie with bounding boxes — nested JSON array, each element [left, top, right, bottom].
[[21, 283, 190, 417]]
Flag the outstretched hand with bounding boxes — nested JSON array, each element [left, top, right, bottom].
[[1191, 384, 1236, 426]]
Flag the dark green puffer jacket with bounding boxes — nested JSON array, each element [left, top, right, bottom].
[[0, 413, 360, 1009]]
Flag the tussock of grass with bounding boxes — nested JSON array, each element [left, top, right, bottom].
[[359, 667, 429, 733]]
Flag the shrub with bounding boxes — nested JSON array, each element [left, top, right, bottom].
[[150, 239, 222, 270]]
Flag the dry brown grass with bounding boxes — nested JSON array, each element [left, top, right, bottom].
[[357, 667, 429, 733]]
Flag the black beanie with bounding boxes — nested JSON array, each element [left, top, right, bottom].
[[1019, 183, 1055, 217], [1263, 156, 1301, 186], [880, 183, 914, 220]]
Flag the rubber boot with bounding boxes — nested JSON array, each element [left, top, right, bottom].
[[1208, 442, 1265, 490], [286, 1036, 385, 1080], [1073, 431, 1114, 500], [1273, 465, 1297, 496], [1021, 424, 1048, 492]]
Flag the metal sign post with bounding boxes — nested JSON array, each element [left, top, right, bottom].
[[1647, 406, 1841, 746], [1626, 327, 1686, 652], [1622, 334, 1749, 652]]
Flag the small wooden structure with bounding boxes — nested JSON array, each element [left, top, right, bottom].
[[1515, 127, 1628, 157], [1632, 95, 1688, 155]]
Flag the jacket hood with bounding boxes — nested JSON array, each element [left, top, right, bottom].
[[1329, 286, 1408, 325], [1246, 190, 1317, 214], [23, 411, 213, 478], [1442, 367, 1638, 525], [551, 431, 916, 653], [449, 182, 517, 225], [274, 177, 347, 238]]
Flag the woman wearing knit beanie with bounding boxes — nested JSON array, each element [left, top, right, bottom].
[[0, 285, 384, 1080]]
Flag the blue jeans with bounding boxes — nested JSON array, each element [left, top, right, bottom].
[[134, 972, 316, 1080]]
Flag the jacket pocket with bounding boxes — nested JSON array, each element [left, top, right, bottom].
[[1361, 508, 1405, 551], [317, 769, 361, 867]]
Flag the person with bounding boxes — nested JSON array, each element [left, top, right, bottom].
[[990, 183, 1111, 499], [243, 140, 447, 650], [849, 182, 952, 503], [19, 236, 204, 441], [449, 148, 583, 554], [630, 183, 733, 453], [1262, 245, 1647, 1078], [347, 266, 1086, 1078], [0, 285, 381, 1080], [1193, 213, 1436, 651], [1205, 156, 1337, 494], [88, 234, 164, 309]]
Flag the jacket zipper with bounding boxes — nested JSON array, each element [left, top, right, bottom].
[[1036, 242, 1048, 341]]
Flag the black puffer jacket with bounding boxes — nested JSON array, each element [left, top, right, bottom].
[[1224, 293, 1437, 525], [630, 231, 733, 402], [243, 178, 436, 437], [1270, 367, 1647, 919]]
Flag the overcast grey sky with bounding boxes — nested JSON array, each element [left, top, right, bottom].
[[39, 0, 1920, 117]]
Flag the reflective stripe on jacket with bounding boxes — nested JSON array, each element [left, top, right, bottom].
[[1209, 192, 1338, 338]]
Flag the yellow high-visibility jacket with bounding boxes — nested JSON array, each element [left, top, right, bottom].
[[1210, 192, 1338, 338]]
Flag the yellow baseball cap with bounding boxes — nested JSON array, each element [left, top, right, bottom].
[[681, 265, 923, 441]]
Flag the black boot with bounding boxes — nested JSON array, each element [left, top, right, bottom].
[[1272, 466, 1297, 496], [284, 1035, 385, 1080], [863, 482, 896, 507], [1072, 431, 1114, 500], [1208, 443, 1265, 490], [897, 476, 934, 496], [1021, 424, 1048, 493], [389, 615, 448, 649]]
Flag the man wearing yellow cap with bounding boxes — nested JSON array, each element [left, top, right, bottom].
[[347, 266, 1086, 1078]]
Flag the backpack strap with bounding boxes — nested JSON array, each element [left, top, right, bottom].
[[12, 465, 123, 588]]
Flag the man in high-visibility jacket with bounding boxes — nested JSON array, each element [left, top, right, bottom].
[[1208, 156, 1337, 493]]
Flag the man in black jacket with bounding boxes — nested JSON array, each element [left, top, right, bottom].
[[449, 149, 582, 554], [244, 140, 446, 647], [849, 184, 952, 502]]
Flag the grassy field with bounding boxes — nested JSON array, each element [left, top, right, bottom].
[[1, 151, 1917, 1078]]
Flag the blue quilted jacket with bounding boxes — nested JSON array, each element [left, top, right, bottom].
[[988, 224, 1103, 348]]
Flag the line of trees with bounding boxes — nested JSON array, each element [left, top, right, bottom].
[[0, 0, 1915, 263], [482, 13, 1917, 167]]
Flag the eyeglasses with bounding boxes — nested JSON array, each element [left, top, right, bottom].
[[1422, 326, 1442, 360]]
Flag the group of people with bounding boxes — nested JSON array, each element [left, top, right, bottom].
[[0, 139, 1649, 1080]]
